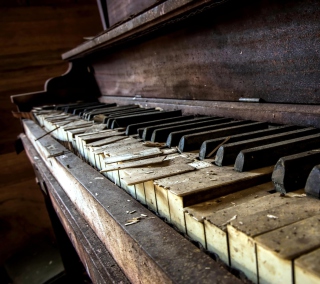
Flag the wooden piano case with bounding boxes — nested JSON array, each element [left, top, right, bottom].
[[11, 0, 320, 283]]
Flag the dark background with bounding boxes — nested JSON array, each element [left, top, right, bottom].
[[0, 0, 102, 274]]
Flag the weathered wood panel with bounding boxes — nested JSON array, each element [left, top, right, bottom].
[[89, 0, 320, 105], [107, 0, 160, 27]]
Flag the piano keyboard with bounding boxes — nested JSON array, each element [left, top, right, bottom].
[[31, 102, 320, 284]]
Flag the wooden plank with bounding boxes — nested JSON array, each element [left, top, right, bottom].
[[228, 195, 320, 283], [255, 215, 320, 284], [154, 165, 272, 233], [295, 247, 320, 284], [184, 182, 273, 252], [235, 133, 320, 172], [272, 150, 320, 194]]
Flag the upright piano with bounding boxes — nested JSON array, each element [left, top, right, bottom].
[[11, 0, 320, 283]]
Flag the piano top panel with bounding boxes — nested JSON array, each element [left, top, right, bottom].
[[106, 0, 161, 27], [65, 0, 320, 105], [62, 0, 214, 60]]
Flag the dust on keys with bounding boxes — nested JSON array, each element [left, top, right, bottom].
[[33, 102, 320, 284]]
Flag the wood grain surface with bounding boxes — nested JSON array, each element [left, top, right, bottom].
[[1, 1, 101, 154]]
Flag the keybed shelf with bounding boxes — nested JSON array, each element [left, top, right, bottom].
[[28, 101, 320, 284]]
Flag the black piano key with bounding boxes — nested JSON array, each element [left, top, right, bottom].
[[107, 109, 159, 128], [79, 104, 115, 117], [141, 117, 215, 141], [166, 120, 252, 147], [79, 104, 117, 116], [178, 122, 269, 152], [73, 103, 105, 115], [103, 108, 157, 125], [272, 149, 320, 194], [107, 107, 154, 116], [215, 128, 319, 166], [134, 115, 199, 137], [110, 110, 197, 129], [198, 125, 298, 160], [125, 110, 185, 135], [72, 103, 102, 115], [131, 115, 196, 137], [65, 102, 100, 113], [87, 105, 140, 120], [151, 118, 233, 143], [56, 102, 96, 112], [234, 133, 320, 172], [54, 102, 80, 111], [82, 103, 116, 112], [305, 164, 320, 199], [107, 108, 157, 120]]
